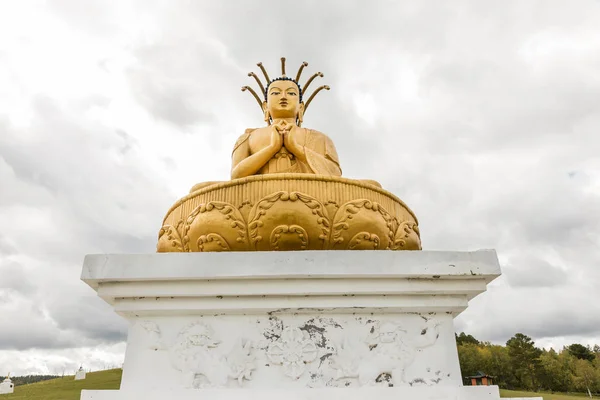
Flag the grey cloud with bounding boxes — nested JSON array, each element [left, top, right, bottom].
[[526, 309, 600, 340], [49, 293, 127, 343], [0, 92, 172, 350], [0, 260, 36, 295], [0, 0, 599, 365], [504, 256, 569, 288], [115, 129, 138, 156], [0, 95, 174, 261], [0, 292, 77, 350], [0, 236, 17, 256], [127, 66, 216, 127], [458, 282, 600, 343], [161, 157, 177, 171]]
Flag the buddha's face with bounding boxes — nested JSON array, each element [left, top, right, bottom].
[[264, 79, 303, 120]]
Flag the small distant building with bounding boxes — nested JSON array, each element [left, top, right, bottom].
[[465, 371, 495, 386], [74, 366, 86, 381], [0, 374, 14, 395]]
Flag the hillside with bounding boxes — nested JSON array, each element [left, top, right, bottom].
[[1, 369, 595, 399], [500, 389, 597, 399], [2, 369, 121, 400]]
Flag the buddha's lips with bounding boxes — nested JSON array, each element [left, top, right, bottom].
[[279, 101, 288, 106]]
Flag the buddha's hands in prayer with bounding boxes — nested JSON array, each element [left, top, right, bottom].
[[272, 120, 295, 149], [269, 123, 284, 150], [273, 120, 297, 150]]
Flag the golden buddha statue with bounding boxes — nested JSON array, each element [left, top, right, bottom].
[[232, 61, 341, 178], [158, 58, 420, 253]]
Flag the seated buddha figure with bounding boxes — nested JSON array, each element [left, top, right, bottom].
[[161, 58, 420, 253], [232, 59, 341, 179], [189, 58, 380, 192]]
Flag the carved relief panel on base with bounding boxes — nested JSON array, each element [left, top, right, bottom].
[[127, 313, 457, 390]]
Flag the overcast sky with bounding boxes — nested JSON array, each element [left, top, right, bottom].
[[1, 0, 599, 376]]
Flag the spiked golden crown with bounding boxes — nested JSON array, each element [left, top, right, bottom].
[[241, 57, 330, 117]]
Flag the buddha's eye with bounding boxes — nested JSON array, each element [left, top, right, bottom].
[[271, 91, 280, 95], [288, 92, 297, 96]]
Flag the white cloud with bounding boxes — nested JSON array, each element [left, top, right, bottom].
[[0, 0, 599, 374]]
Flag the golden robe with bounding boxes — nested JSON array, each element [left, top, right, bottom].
[[234, 128, 342, 176]]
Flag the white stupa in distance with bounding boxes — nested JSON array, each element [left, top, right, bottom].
[[75, 366, 86, 381], [0, 373, 14, 395]]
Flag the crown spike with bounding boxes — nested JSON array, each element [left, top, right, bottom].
[[257, 62, 270, 83], [281, 57, 286, 76], [295, 61, 308, 82], [304, 85, 330, 111], [303, 72, 323, 93], [247, 72, 265, 95], [241, 86, 263, 109]]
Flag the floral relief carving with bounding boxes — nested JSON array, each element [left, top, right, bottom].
[[169, 322, 256, 388], [157, 315, 447, 388], [266, 327, 318, 379], [157, 186, 421, 252], [393, 221, 421, 250], [324, 200, 340, 221], [237, 200, 254, 222], [270, 225, 309, 250], [348, 232, 380, 250], [197, 233, 230, 252], [185, 201, 249, 252], [331, 318, 440, 387], [157, 219, 187, 252], [137, 320, 165, 351], [330, 200, 396, 250], [248, 191, 330, 251], [226, 339, 256, 385]]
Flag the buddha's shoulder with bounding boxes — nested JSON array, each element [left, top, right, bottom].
[[243, 126, 272, 138], [248, 126, 271, 135], [301, 128, 336, 145], [301, 127, 328, 136], [233, 128, 264, 151]]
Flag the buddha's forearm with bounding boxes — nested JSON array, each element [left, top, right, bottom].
[[231, 146, 279, 179], [284, 139, 307, 162]]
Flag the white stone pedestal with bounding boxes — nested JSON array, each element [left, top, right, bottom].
[[80, 250, 502, 400]]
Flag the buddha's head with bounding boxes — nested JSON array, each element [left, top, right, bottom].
[[263, 78, 304, 123], [242, 58, 330, 127]]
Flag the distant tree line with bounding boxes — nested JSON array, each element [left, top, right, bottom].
[[457, 332, 600, 395], [0, 375, 59, 386]]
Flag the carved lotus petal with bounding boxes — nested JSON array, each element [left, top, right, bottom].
[[393, 221, 421, 250], [185, 201, 249, 252], [248, 191, 329, 251], [330, 200, 395, 250]]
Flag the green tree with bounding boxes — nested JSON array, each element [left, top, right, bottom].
[[538, 349, 574, 392], [458, 343, 485, 380], [456, 332, 480, 346], [506, 333, 543, 390], [457, 334, 600, 394], [567, 343, 596, 362], [484, 344, 515, 389], [573, 358, 599, 395]]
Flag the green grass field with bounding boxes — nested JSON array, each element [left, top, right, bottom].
[[2, 369, 122, 400], [500, 389, 596, 399], [2, 369, 596, 399]]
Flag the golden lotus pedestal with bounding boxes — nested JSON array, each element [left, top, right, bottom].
[[157, 174, 421, 252]]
